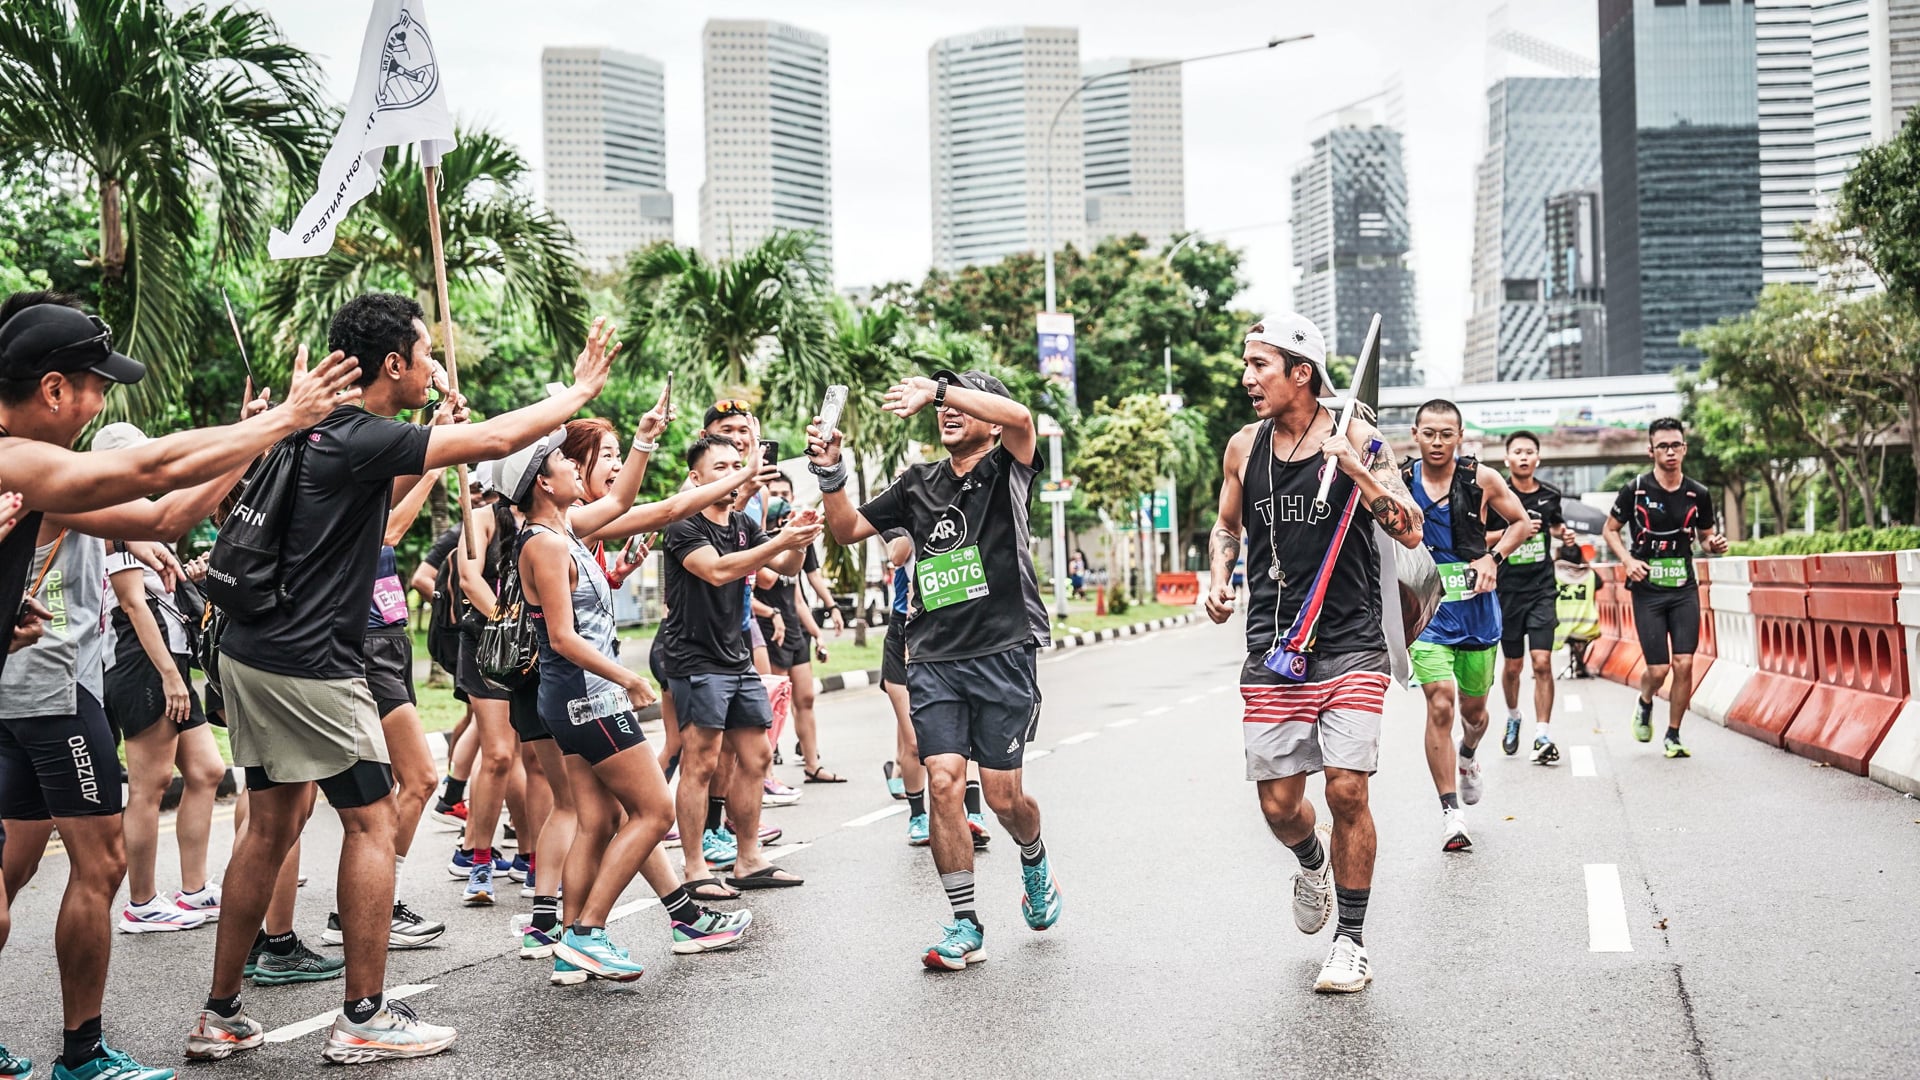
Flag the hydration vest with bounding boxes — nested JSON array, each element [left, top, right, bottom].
[[1402, 456, 1487, 559]]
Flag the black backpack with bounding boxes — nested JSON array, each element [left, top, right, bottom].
[[203, 433, 307, 621], [476, 527, 538, 689]]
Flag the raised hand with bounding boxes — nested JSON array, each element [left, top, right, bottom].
[[804, 415, 844, 467], [778, 522, 824, 551], [283, 347, 363, 425], [239, 378, 272, 421], [636, 380, 674, 443], [881, 376, 938, 419], [571, 317, 623, 399]]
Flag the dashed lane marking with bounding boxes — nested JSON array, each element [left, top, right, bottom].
[[1145, 706, 1171, 717], [843, 804, 909, 828], [1567, 693, 1585, 714], [1058, 732, 1098, 745], [265, 984, 437, 1044], [1209, 685, 1231, 695], [1106, 718, 1139, 729], [1177, 693, 1202, 705], [1584, 864, 1633, 953], [1570, 745, 1597, 777], [1026, 749, 1052, 761]]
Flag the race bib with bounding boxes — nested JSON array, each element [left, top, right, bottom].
[[1509, 533, 1547, 566], [372, 574, 407, 624], [1647, 557, 1689, 588], [1439, 562, 1474, 603], [917, 546, 989, 612]]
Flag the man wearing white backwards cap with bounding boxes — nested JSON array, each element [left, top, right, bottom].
[[1204, 312, 1424, 995]]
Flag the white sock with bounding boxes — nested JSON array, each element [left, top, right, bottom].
[[1507, 708, 1523, 722], [1535, 720, 1551, 741], [394, 854, 407, 876]]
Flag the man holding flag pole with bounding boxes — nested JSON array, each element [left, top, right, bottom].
[[1204, 313, 1425, 995]]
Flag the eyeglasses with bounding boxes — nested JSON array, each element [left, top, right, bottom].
[[1416, 428, 1459, 440], [40, 315, 112, 369], [711, 398, 753, 417], [1652, 441, 1686, 452]]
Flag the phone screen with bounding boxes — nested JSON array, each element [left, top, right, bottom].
[[759, 439, 780, 468]]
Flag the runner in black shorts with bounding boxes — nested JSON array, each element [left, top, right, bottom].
[[811, 366, 1061, 971], [1487, 431, 1577, 765], [1602, 418, 1729, 759]]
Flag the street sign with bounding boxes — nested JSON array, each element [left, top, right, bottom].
[[1118, 491, 1171, 531], [1036, 312, 1076, 402], [1040, 489, 1075, 504]]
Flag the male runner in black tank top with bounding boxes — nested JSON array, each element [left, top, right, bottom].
[[1206, 313, 1424, 995]]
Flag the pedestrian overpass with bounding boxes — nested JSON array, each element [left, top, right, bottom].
[[1372, 373, 1684, 466]]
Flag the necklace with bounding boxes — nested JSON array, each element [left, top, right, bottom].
[[1263, 408, 1324, 588]]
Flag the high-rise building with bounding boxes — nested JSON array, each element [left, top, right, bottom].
[[1544, 189, 1607, 379], [929, 27, 1085, 272], [1894, 0, 1920, 120], [1756, 1, 1820, 284], [1082, 58, 1185, 250], [541, 47, 673, 270], [699, 20, 832, 270], [1288, 114, 1420, 387], [1598, 0, 1762, 374], [1462, 77, 1602, 384]]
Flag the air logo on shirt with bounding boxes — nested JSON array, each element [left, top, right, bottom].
[[925, 504, 968, 555], [1253, 494, 1331, 528]]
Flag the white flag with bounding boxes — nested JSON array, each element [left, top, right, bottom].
[[269, 1, 456, 259]]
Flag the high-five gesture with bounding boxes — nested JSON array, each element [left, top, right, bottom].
[[881, 376, 940, 419], [282, 346, 364, 425], [571, 317, 623, 399]]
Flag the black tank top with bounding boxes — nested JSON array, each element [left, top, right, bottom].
[[0, 508, 44, 682], [1240, 420, 1383, 656]]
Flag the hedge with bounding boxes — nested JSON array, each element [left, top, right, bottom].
[[1725, 526, 1920, 558]]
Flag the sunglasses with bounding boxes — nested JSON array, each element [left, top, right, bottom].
[[711, 398, 753, 417], [41, 315, 113, 370]]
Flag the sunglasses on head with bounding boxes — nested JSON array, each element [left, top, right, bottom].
[[41, 315, 113, 370], [712, 399, 753, 417]]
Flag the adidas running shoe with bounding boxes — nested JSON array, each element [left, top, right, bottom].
[[554, 927, 644, 982], [320, 999, 456, 1064], [1313, 937, 1373, 993], [119, 896, 209, 933], [0, 1043, 30, 1079], [671, 908, 753, 954], [883, 761, 906, 799], [519, 924, 559, 960], [185, 1009, 265, 1061], [1021, 857, 1062, 931], [701, 828, 737, 870], [906, 813, 930, 846], [1291, 822, 1333, 935], [173, 884, 222, 922], [923, 918, 986, 971], [51, 1043, 173, 1080], [968, 812, 992, 847], [550, 956, 588, 986]]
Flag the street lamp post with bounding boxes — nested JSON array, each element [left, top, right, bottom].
[[1038, 32, 1313, 621]]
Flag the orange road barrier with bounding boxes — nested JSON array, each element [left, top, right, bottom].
[[1724, 558, 1815, 747], [1783, 553, 1908, 774], [1156, 572, 1200, 606]]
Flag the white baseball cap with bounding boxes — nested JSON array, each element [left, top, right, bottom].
[[90, 421, 150, 452], [1245, 313, 1331, 394], [496, 430, 568, 505]]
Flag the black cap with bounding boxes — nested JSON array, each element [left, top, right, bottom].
[[0, 305, 145, 385], [932, 368, 1010, 399]]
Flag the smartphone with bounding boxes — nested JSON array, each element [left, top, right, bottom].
[[622, 532, 654, 562], [810, 385, 849, 458], [759, 439, 781, 470], [663, 372, 673, 413]]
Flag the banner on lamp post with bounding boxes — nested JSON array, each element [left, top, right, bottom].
[[1036, 312, 1076, 404]]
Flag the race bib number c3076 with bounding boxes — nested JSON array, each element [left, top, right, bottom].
[[916, 546, 989, 612]]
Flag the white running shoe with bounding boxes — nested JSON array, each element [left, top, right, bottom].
[[173, 884, 222, 922], [320, 1000, 456, 1064], [761, 778, 802, 807], [120, 896, 210, 933], [1313, 937, 1373, 993], [1530, 737, 1561, 766], [1457, 756, 1485, 805], [1441, 807, 1472, 852], [185, 1008, 265, 1060], [1290, 822, 1334, 935]]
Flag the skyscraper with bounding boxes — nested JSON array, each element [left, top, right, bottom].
[[699, 20, 832, 270], [541, 47, 673, 270], [1756, 0, 1819, 284], [1598, 0, 1762, 374], [1462, 77, 1602, 384], [1082, 58, 1185, 250], [1544, 189, 1607, 379], [929, 27, 1084, 272], [1288, 114, 1420, 387]]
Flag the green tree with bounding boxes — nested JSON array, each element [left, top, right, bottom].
[[1838, 109, 1920, 310], [1075, 394, 1177, 597], [0, 0, 328, 418]]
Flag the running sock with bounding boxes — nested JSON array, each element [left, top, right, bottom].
[[205, 994, 242, 1020], [964, 780, 983, 816], [472, 846, 493, 868], [1019, 833, 1047, 868], [905, 788, 926, 817], [131, 894, 159, 907], [394, 854, 406, 877], [262, 930, 300, 957], [569, 922, 603, 937], [1458, 740, 1477, 759], [442, 777, 466, 804], [1535, 721, 1552, 741], [661, 886, 701, 925], [1334, 886, 1370, 947], [60, 1015, 103, 1067], [705, 796, 726, 832], [1287, 831, 1326, 873], [344, 994, 382, 1025], [531, 895, 561, 934], [940, 870, 978, 926], [1439, 792, 1460, 811], [1666, 726, 1682, 742]]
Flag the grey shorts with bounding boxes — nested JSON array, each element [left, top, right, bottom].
[[667, 672, 774, 731], [222, 655, 390, 785], [1239, 650, 1392, 781], [907, 644, 1041, 772]]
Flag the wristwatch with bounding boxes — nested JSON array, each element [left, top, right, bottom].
[[933, 376, 949, 409], [1489, 551, 1507, 566]]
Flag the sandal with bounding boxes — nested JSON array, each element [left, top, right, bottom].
[[726, 866, 804, 889], [804, 767, 847, 784], [684, 877, 740, 902]]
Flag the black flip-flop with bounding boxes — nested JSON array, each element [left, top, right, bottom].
[[804, 767, 848, 784], [684, 877, 740, 902], [726, 867, 804, 889]]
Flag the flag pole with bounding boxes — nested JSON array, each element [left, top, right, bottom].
[[422, 161, 479, 562]]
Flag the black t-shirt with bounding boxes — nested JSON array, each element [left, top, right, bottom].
[[859, 444, 1049, 664], [754, 544, 818, 630], [0, 509, 44, 683], [659, 511, 769, 677], [1488, 480, 1565, 597], [1609, 473, 1715, 592], [221, 406, 432, 679]]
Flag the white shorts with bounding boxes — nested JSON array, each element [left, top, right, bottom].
[[1239, 650, 1391, 780]]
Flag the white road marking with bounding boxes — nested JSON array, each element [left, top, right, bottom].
[[1106, 718, 1139, 728], [843, 804, 909, 828], [1567, 693, 1585, 714], [1058, 732, 1098, 745], [1145, 705, 1171, 717], [1178, 693, 1202, 705], [1209, 685, 1231, 695], [1027, 748, 1052, 760], [1584, 864, 1633, 953], [265, 984, 437, 1043], [1570, 745, 1597, 777]]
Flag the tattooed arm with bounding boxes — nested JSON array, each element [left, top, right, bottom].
[[1345, 419, 1424, 550], [1206, 427, 1254, 624]]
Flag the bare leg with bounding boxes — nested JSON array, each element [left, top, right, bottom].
[[1421, 682, 1459, 798], [173, 725, 224, 893], [723, 728, 784, 878], [530, 740, 575, 908], [44, 816, 125, 1027], [209, 785, 309, 999], [885, 682, 927, 794], [0, 819, 55, 905], [568, 748, 675, 925], [1529, 649, 1555, 729], [780, 662, 823, 772], [674, 726, 724, 884], [1458, 693, 1491, 753], [334, 796, 399, 1001], [924, 755, 972, 881], [460, 699, 513, 855], [978, 767, 1040, 846], [562, 763, 614, 922], [121, 723, 180, 901], [447, 712, 477, 783], [1639, 662, 1668, 709], [517, 743, 553, 858], [1255, 774, 1314, 847], [382, 704, 437, 861], [1500, 655, 1524, 715], [1667, 655, 1695, 732], [1322, 769, 1376, 891]]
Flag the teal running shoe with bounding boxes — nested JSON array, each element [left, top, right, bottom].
[[252, 939, 345, 984], [906, 813, 930, 846], [1021, 858, 1062, 931], [701, 828, 738, 871], [549, 956, 588, 986], [242, 934, 264, 979], [52, 1043, 174, 1080], [968, 812, 992, 848], [1501, 715, 1521, 756], [883, 761, 906, 799], [0, 1042, 30, 1080], [554, 927, 644, 982], [519, 923, 559, 959], [671, 907, 753, 954], [922, 918, 986, 971]]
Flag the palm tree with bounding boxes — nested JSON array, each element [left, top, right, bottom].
[[624, 229, 831, 398], [0, 0, 328, 418]]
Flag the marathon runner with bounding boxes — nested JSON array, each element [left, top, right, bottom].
[[1403, 400, 1533, 852], [810, 367, 1061, 972], [1204, 313, 1424, 995], [1487, 431, 1577, 764], [1602, 418, 1729, 758]]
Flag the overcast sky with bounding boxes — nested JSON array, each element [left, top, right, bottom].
[[258, 0, 1598, 384]]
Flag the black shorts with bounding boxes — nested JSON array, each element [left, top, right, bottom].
[[509, 673, 547, 743], [667, 672, 773, 731], [364, 625, 416, 717], [0, 688, 124, 819], [1630, 585, 1701, 666], [907, 644, 1041, 772], [1499, 589, 1559, 659], [882, 617, 908, 688], [543, 705, 647, 765], [244, 760, 394, 810], [648, 637, 668, 685], [757, 617, 813, 671], [105, 651, 211, 740], [455, 639, 511, 702]]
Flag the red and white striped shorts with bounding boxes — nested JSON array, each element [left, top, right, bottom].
[[1239, 650, 1391, 780]]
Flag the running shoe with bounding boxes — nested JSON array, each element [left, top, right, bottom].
[[1441, 807, 1473, 853], [671, 908, 754, 954], [507, 855, 530, 883], [185, 1009, 265, 1061], [1664, 737, 1691, 759], [1313, 937, 1373, 994], [243, 934, 265, 979], [252, 940, 345, 985], [1021, 857, 1063, 931], [1531, 736, 1561, 766], [727, 819, 783, 846], [550, 956, 588, 986], [333, 901, 449, 948], [883, 761, 905, 799], [119, 896, 209, 933], [320, 999, 456, 1064], [968, 812, 992, 847], [500, 821, 517, 850], [664, 826, 681, 849], [429, 799, 467, 829], [1502, 715, 1522, 756], [1291, 821, 1334, 935], [906, 813, 930, 846], [0, 1043, 29, 1079], [519, 923, 559, 960], [520, 866, 537, 899], [463, 861, 495, 906], [701, 828, 737, 870], [1457, 755, 1485, 806], [446, 848, 511, 877], [762, 778, 801, 807], [1632, 697, 1654, 742], [50, 1043, 173, 1080], [923, 918, 986, 971], [173, 884, 221, 922], [554, 927, 644, 982]]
